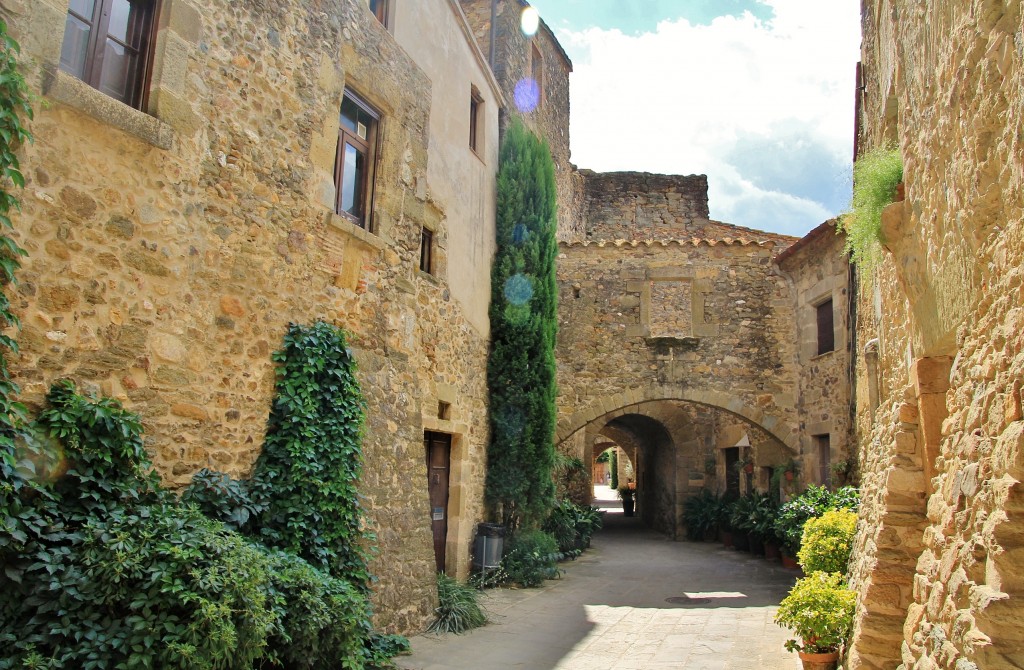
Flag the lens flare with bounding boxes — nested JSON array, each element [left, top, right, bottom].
[[512, 223, 528, 244], [520, 7, 540, 37], [513, 79, 540, 113], [504, 273, 533, 305], [14, 429, 67, 484]]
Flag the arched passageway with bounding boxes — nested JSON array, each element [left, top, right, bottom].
[[559, 398, 797, 539]]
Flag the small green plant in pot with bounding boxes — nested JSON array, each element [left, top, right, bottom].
[[774, 571, 856, 669], [618, 485, 635, 517]]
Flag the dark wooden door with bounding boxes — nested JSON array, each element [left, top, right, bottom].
[[725, 447, 740, 498], [424, 432, 451, 574]]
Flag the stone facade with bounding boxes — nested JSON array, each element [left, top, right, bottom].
[[847, 1, 1024, 668], [458, 0, 580, 239], [5, 0, 500, 634], [776, 221, 855, 489]]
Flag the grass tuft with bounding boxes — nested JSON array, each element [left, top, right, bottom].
[[428, 574, 488, 635], [840, 145, 903, 274]]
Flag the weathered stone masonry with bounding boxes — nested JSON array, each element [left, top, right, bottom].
[[847, 1, 1024, 668], [6, 0, 499, 634]]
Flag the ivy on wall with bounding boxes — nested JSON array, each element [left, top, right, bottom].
[[0, 19, 32, 454], [248, 321, 372, 588], [485, 120, 559, 530]]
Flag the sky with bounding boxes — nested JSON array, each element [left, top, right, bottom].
[[525, 0, 862, 237]]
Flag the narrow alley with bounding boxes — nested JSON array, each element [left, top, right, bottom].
[[397, 488, 800, 670]]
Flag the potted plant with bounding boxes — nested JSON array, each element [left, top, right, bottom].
[[734, 455, 754, 475], [729, 493, 756, 552], [830, 458, 852, 486], [719, 497, 736, 548], [617, 485, 635, 517], [774, 571, 856, 669], [683, 489, 722, 541], [780, 458, 800, 482]]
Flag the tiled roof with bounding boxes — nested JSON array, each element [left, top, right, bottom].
[[558, 238, 780, 248]]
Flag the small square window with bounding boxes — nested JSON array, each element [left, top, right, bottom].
[[816, 298, 834, 355], [59, 0, 158, 110], [369, 0, 390, 27], [420, 227, 434, 274], [469, 87, 483, 153], [335, 90, 380, 229]]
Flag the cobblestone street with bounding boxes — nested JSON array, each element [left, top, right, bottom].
[[397, 489, 800, 670]]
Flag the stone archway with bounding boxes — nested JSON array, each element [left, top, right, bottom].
[[556, 394, 798, 539], [556, 385, 800, 453]]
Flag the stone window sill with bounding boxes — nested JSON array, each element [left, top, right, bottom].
[[43, 69, 173, 150], [323, 211, 386, 250], [811, 350, 836, 361]]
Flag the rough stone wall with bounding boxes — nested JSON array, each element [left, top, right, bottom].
[[6, 0, 493, 634], [848, 1, 1024, 668], [776, 223, 854, 488], [579, 170, 799, 244], [555, 239, 802, 454], [458, 0, 581, 239]]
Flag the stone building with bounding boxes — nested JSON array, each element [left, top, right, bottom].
[[5, 0, 865, 638], [5, 0, 503, 633], [845, 1, 1024, 668], [553, 168, 855, 534]]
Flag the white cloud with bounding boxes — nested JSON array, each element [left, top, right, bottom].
[[557, 0, 861, 236]]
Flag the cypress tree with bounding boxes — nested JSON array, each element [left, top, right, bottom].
[[485, 120, 558, 531]]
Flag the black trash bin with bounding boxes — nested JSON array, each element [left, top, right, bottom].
[[472, 522, 505, 572]]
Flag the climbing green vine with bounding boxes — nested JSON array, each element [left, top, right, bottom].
[[0, 19, 33, 454]]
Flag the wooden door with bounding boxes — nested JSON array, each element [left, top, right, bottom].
[[725, 447, 740, 498], [424, 432, 451, 574]]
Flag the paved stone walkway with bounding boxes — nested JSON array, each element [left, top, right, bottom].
[[396, 489, 801, 670]]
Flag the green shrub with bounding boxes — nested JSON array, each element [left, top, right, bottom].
[[774, 485, 859, 555], [501, 529, 560, 587], [774, 571, 856, 653], [797, 509, 858, 575], [0, 382, 371, 669], [182, 467, 264, 531], [683, 489, 723, 541], [543, 499, 603, 555], [841, 144, 903, 272], [429, 574, 488, 634]]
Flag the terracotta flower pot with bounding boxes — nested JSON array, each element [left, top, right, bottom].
[[744, 463, 754, 474], [781, 552, 799, 569], [797, 650, 840, 670], [764, 542, 781, 561], [785, 471, 794, 481], [721, 530, 734, 548]]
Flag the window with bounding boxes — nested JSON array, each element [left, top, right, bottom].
[[531, 44, 544, 107], [368, 0, 390, 27], [59, 0, 157, 109], [469, 87, 483, 153], [335, 90, 380, 229], [420, 227, 433, 274], [816, 298, 834, 355], [814, 434, 831, 485]]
